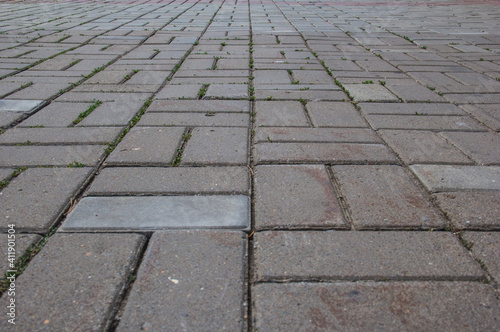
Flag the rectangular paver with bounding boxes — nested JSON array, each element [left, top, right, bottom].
[[0, 233, 145, 331], [61, 196, 250, 231], [116, 230, 246, 331]]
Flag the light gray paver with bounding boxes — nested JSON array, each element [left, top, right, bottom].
[[463, 232, 500, 282], [333, 165, 444, 229], [0, 167, 93, 232], [253, 282, 500, 331], [0, 233, 145, 331], [0, 99, 45, 113], [61, 195, 250, 230], [88, 166, 249, 195], [148, 99, 249, 113], [204, 83, 249, 99], [18, 102, 92, 127], [410, 165, 500, 192], [359, 102, 465, 115], [117, 230, 246, 331], [254, 165, 345, 229], [254, 231, 483, 281]]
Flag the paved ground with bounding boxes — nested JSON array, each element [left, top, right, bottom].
[[0, 0, 499, 330]]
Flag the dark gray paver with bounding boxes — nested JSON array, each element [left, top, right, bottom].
[[255, 101, 309, 127], [333, 165, 444, 229], [204, 83, 249, 99], [463, 232, 500, 282], [254, 231, 483, 281], [117, 230, 246, 332], [137, 112, 249, 127], [307, 101, 367, 127], [359, 102, 465, 115], [148, 100, 249, 113], [255, 127, 381, 143], [0, 168, 12, 182], [366, 114, 485, 131], [182, 127, 248, 165], [0, 234, 41, 274], [0, 167, 93, 232], [344, 84, 399, 102], [410, 165, 500, 192], [379, 130, 472, 165], [106, 127, 184, 166], [0, 145, 105, 167], [253, 282, 500, 331], [61, 196, 250, 231], [0, 233, 145, 331], [0, 99, 45, 113], [0, 127, 122, 145], [254, 165, 345, 230], [440, 132, 500, 165], [255, 142, 397, 164], [17, 102, 92, 127], [88, 166, 249, 195], [434, 192, 500, 229]]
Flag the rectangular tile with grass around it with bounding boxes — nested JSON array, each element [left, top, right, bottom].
[[61, 196, 250, 231]]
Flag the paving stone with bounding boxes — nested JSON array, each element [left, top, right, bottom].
[[0, 112, 23, 128], [366, 114, 485, 131], [0, 127, 122, 145], [106, 127, 184, 166], [255, 101, 309, 127], [0, 234, 41, 274], [0, 99, 45, 113], [156, 84, 202, 99], [385, 81, 445, 102], [255, 89, 347, 101], [61, 196, 250, 231], [148, 99, 249, 113], [307, 101, 367, 127], [182, 127, 248, 165], [77, 101, 145, 126], [138, 112, 249, 127], [254, 231, 483, 281], [0, 168, 12, 182], [359, 102, 465, 115], [434, 192, 500, 230], [204, 83, 249, 99], [463, 232, 500, 281], [254, 142, 397, 164], [410, 165, 500, 192], [254, 165, 345, 230], [253, 282, 500, 331], [444, 93, 500, 104], [344, 84, 399, 102], [18, 102, 91, 127], [7, 83, 70, 100], [460, 104, 500, 131], [255, 127, 381, 143], [379, 130, 472, 165], [88, 166, 249, 195], [0, 233, 145, 331], [0, 146, 105, 167], [0, 167, 92, 232], [440, 132, 500, 165], [333, 165, 444, 229], [117, 230, 246, 331]]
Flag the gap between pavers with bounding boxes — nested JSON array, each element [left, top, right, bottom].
[[60, 195, 250, 231]]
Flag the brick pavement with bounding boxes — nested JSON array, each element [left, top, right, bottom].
[[0, 0, 499, 330]]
